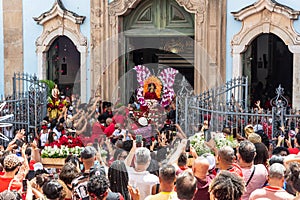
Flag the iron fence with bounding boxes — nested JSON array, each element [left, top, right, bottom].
[[0, 73, 48, 139], [177, 77, 300, 141]]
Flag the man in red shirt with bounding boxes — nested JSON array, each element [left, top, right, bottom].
[[104, 118, 115, 137], [0, 154, 22, 192], [218, 146, 243, 177], [287, 133, 300, 154]]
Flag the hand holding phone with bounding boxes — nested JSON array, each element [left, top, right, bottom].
[[22, 179, 28, 192], [136, 135, 143, 147], [185, 140, 190, 152]]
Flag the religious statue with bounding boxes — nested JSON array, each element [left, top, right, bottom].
[[52, 84, 60, 100], [134, 65, 178, 109], [144, 81, 161, 101]]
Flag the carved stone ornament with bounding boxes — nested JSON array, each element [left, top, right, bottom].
[[108, 0, 206, 16], [34, 0, 85, 25], [108, 0, 140, 16], [176, 0, 206, 13], [34, 0, 87, 49]]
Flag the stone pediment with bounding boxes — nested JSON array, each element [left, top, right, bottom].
[[231, 0, 300, 51], [232, 0, 300, 21], [34, 0, 85, 25]]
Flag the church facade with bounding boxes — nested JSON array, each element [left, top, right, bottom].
[[1, 0, 300, 107]]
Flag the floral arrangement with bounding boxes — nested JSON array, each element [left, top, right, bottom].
[[189, 133, 212, 156], [47, 97, 68, 112], [46, 135, 84, 148], [189, 132, 239, 156], [41, 145, 84, 158], [213, 132, 239, 149]]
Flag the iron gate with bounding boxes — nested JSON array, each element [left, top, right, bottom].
[[0, 73, 48, 135], [177, 77, 300, 139]]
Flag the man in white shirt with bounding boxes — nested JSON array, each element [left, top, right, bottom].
[[125, 143, 159, 200]]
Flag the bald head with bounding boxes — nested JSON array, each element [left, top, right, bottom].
[[193, 157, 210, 179]]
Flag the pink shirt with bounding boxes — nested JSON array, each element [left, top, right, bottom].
[[241, 164, 268, 200]]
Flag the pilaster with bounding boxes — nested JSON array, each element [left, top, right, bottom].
[[3, 0, 23, 95]]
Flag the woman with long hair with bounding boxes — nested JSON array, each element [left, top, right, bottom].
[[108, 160, 130, 200]]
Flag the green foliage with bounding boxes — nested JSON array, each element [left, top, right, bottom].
[[40, 79, 56, 97]]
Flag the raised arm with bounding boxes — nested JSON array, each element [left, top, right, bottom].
[[124, 140, 136, 167]]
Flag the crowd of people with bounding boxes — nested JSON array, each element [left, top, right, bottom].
[[1, 89, 300, 200]]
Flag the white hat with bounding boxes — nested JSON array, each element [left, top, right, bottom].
[[33, 162, 44, 171], [138, 117, 148, 127]]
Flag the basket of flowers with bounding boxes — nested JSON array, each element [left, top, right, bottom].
[[41, 145, 84, 165]]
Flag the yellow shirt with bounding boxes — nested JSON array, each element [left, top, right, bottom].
[[145, 191, 178, 200]]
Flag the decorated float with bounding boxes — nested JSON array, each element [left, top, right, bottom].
[[130, 65, 178, 127], [41, 135, 85, 167]]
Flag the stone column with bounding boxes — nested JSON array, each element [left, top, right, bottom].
[[292, 53, 300, 109], [79, 47, 88, 103], [289, 45, 300, 109], [3, 0, 23, 95]]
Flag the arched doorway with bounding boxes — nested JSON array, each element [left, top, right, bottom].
[[121, 0, 195, 101], [34, 0, 88, 102], [243, 33, 293, 108], [47, 36, 80, 96]]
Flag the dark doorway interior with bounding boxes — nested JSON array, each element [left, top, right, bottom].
[[126, 37, 194, 88], [243, 33, 293, 108], [47, 36, 80, 97]]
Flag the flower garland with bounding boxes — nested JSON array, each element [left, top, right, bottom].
[[189, 133, 212, 156]]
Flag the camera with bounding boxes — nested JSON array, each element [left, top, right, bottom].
[[164, 124, 176, 132]]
